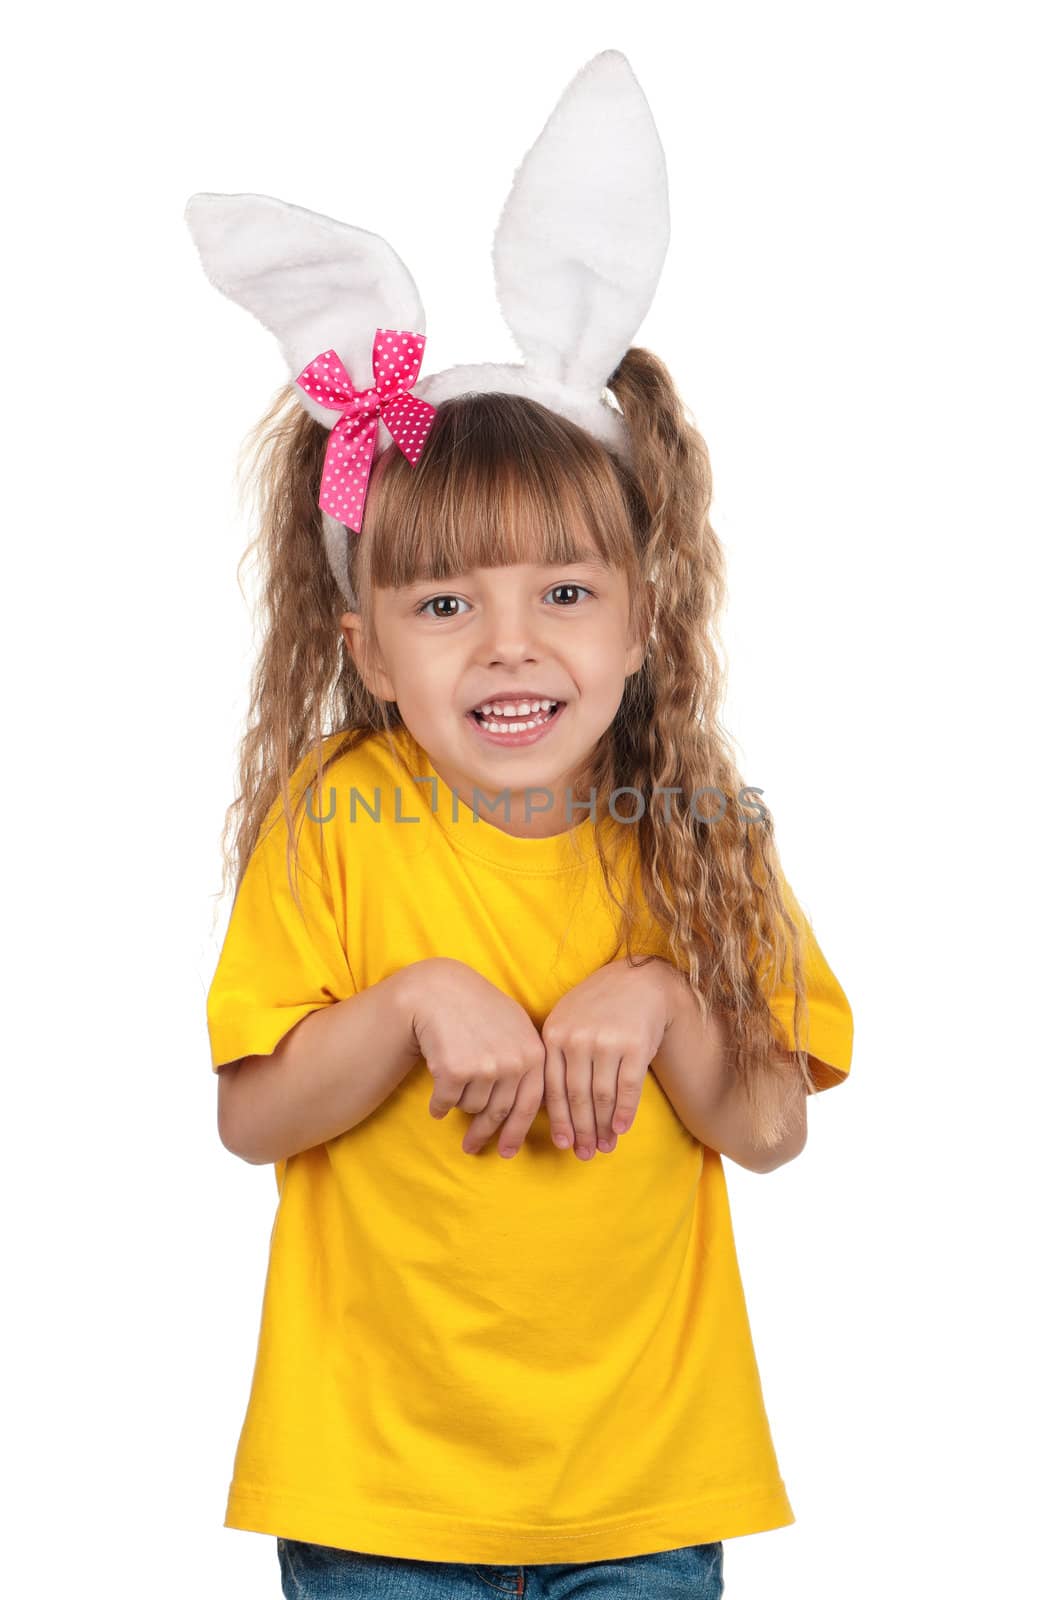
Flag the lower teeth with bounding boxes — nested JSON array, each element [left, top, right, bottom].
[[475, 707, 557, 733]]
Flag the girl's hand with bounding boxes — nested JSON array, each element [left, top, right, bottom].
[[408, 958, 547, 1158], [541, 957, 681, 1159]]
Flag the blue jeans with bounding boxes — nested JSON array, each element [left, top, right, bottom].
[[277, 1538, 724, 1597]]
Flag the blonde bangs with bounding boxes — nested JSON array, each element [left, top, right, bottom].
[[351, 393, 643, 599]]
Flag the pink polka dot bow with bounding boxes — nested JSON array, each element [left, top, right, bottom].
[[294, 329, 437, 533]]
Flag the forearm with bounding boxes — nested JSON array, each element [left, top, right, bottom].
[[648, 962, 804, 1173], [219, 965, 425, 1166]]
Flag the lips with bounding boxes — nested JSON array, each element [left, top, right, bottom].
[[465, 700, 567, 745]]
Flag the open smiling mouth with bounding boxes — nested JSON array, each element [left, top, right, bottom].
[[466, 701, 566, 743]]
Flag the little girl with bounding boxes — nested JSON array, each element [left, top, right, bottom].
[[193, 50, 853, 1600]]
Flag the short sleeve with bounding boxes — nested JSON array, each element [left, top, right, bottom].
[[206, 793, 356, 1074], [764, 875, 854, 1093]]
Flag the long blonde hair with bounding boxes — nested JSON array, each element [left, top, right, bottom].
[[214, 348, 818, 1148]]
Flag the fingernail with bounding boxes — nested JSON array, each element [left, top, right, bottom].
[[499, 1146, 515, 1159], [553, 1132, 570, 1148], [613, 1116, 629, 1134]]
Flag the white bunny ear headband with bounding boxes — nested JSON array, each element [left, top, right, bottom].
[[184, 48, 670, 609]]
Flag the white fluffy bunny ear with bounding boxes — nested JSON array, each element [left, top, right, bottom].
[[414, 49, 670, 458], [185, 191, 430, 604], [183, 192, 427, 430], [494, 49, 670, 390]]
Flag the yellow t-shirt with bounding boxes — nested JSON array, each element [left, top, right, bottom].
[[206, 726, 853, 1564]]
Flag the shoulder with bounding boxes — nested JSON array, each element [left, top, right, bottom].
[[265, 726, 417, 817], [256, 725, 426, 874], [312, 725, 420, 789]]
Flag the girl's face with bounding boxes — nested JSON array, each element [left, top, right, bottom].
[[341, 559, 648, 839]]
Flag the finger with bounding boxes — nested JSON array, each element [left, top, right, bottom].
[[591, 1051, 621, 1153], [564, 1042, 596, 1160], [455, 1075, 495, 1116], [611, 1053, 647, 1136], [496, 1069, 546, 1160], [543, 1039, 574, 1150], [427, 1067, 470, 1120], [462, 1076, 517, 1155]]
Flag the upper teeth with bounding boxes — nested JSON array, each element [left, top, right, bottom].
[[475, 700, 558, 717]]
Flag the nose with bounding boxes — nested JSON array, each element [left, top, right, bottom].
[[479, 591, 544, 667]]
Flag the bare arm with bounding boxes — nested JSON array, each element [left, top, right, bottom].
[[217, 964, 428, 1166], [648, 962, 808, 1174]]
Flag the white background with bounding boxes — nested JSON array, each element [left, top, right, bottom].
[[4, 3, 1059, 1596]]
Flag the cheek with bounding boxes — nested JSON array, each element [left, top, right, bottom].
[[572, 628, 631, 682], [391, 639, 460, 702]]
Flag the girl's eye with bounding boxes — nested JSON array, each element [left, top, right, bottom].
[[415, 584, 592, 619], [415, 595, 470, 619]]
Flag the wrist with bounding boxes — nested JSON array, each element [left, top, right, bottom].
[[641, 956, 695, 1030], [383, 963, 431, 1061], [386, 958, 461, 1060]]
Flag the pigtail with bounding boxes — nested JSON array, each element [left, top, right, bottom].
[[603, 347, 815, 1150], [216, 385, 379, 909]]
